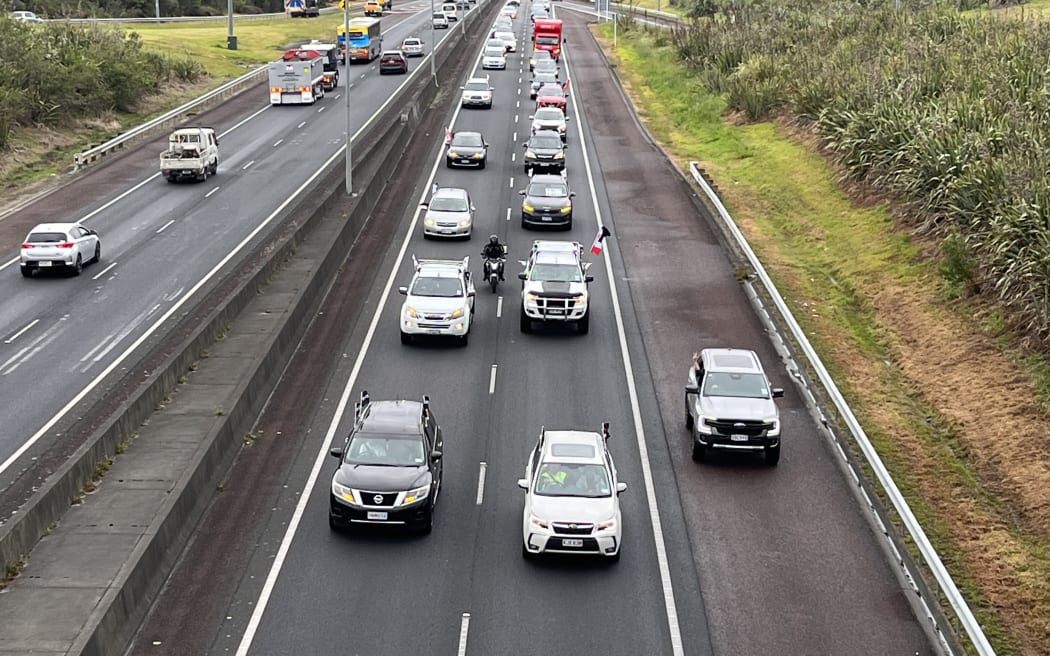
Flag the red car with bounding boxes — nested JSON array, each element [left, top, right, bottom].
[[535, 83, 566, 111]]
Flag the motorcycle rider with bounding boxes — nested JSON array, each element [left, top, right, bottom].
[[481, 235, 506, 281]]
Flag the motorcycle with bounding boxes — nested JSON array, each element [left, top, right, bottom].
[[482, 246, 507, 293]]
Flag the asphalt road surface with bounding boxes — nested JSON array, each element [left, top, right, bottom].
[[129, 4, 937, 656], [0, 0, 459, 478]]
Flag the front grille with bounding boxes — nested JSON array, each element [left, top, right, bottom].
[[552, 522, 594, 535], [422, 312, 447, 320], [708, 419, 773, 437], [359, 491, 399, 506], [536, 297, 570, 312]]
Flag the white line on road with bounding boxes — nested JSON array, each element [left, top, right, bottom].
[[488, 364, 497, 394], [273, 139, 283, 147], [512, 131, 517, 141], [317, 106, 326, 113], [505, 207, 511, 222], [457, 613, 471, 656], [4, 319, 39, 344], [511, 153, 516, 162], [232, 37, 490, 655], [476, 462, 487, 505], [516, 100, 520, 109], [508, 177, 514, 188], [563, 41, 685, 656], [91, 262, 117, 280], [297, 121, 307, 129], [242, 160, 255, 170], [205, 187, 220, 198], [78, 333, 113, 364], [156, 219, 175, 233], [496, 295, 503, 317]]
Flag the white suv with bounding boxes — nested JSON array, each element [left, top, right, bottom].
[[399, 257, 476, 345], [20, 222, 101, 278], [517, 424, 627, 561], [460, 76, 494, 109], [518, 240, 592, 334]]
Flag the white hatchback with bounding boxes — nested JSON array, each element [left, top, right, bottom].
[[481, 47, 506, 70], [20, 222, 101, 277], [518, 424, 627, 561], [421, 187, 475, 238]]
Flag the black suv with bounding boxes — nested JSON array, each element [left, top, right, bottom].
[[329, 391, 444, 533], [522, 130, 565, 174]]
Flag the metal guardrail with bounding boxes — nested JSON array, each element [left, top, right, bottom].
[[688, 161, 995, 656], [73, 65, 267, 171], [52, 6, 341, 23]]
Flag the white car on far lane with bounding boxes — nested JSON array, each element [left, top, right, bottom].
[[20, 222, 101, 278], [518, 424, 627, 561]]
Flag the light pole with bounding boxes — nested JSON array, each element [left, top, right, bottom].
[[226, 0, 236, 49], [429, 0, 436, 80], [344, 0, 352, 195], [156, 0, 160, 19]]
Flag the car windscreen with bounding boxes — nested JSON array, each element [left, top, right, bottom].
[[345, 433, 426, 466], [533, 74, 557, 86], [411, 276, 464, 297], [27, 232, 67, 243], [496, 32, 513, 39], [532, 50, 552, 60], [452, 133, 483, 147], [702, 372, 770, 398], [484, 48, 504, 57], [529, 135, 562, 149], [404, 39, 421, 46], [538, 86, 563, 97], [464, 81, 489, 91], [430, 196, 468, 211], [535, 35, 558, 45], [534, 462, 611, 497], [528, 183, 567, 198], [433, 12, 445, 17], [534, 108, 562, 120], [529, 263, 581, 282]]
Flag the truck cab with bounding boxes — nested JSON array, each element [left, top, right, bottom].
[[301, 40, 340, 90], [159, 127, 218, 183], [532, 18, 563, 60]]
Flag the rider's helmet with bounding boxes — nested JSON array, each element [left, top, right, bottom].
[[489, 235, 499, 245]]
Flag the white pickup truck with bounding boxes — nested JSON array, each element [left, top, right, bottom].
[[159, 127, 219, 183]]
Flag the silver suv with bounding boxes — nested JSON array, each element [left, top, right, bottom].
[[684, 348, 784, 465], [460, 76, 494, 109], [399, 257, 476, 345]]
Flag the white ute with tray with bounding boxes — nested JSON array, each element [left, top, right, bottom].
[[159, 127, 218, 183]]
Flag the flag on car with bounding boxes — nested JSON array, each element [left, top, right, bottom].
[[562, 78, 570, 91], [445, 126, 453, 143], [590, 225, 611, 255]]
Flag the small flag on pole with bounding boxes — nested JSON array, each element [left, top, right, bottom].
[[590, 225, 611, 255], [562, 78, 571, 91], [445, 126, 453, 143]]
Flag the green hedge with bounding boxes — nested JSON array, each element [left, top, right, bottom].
[[672, 0, 1050, 339]]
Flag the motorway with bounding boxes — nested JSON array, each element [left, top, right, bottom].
[[126, 4, 939, 656], [0, 0, 463, 481]]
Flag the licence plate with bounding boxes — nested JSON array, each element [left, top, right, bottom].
[[541, 217, 552, 221], [367, 511, 388, 520], [459, 159, 471, 164], [426, 329, 441, 335], [38, 261, 52, 267], [561, 538, 583, 547], [730, 434, 749, 442], [548, 309, 563, 315]]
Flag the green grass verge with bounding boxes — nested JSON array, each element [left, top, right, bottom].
[[594, 21, 1050, 654]]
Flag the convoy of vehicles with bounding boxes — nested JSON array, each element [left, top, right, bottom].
[[159, 127, 219, 182], [398, 257, 476, 345], [339, 17, 383, 63], [268, 48, 327, 105], [518, 240, 593, 334]]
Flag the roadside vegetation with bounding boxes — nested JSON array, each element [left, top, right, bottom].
[[594, 2, 1050, 653], [11, 0, 288, 19]]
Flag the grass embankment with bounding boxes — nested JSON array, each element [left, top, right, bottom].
[[593, 21, 1050, 656], [0, 13, 349, 203]]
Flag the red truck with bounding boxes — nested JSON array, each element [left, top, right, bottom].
[[532, 18, 563, 60]]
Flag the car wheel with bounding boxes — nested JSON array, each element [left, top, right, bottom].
[[71, 255, 83, 276], [166, 176, 176, 183], [479, 159, 486, 170], [685, 406, 694, 429], [564, 217, 573, 231], [606, 549, 621, 563], [577, 310, 589, 335], [765, 444, 781, 466], [446, 158, 453, 169], [400, 331, 412, 345], [691, 439, 707, 463], [459, 332, 469, 347], [519, 307, 531, 333], [20, 267, 32, 278], [92, 243, 101, 264], [329, 515, 342, 531], [521, 217, 528, 230], [419, 508, 434, 534]]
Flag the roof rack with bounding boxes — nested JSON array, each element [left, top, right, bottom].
[[354, 390, 370, 421], [411, 255, 470, 272]]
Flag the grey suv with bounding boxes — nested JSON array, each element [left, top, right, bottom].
[[684, 348, 784, 465]]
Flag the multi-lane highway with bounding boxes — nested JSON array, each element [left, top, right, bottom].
[[0, 1, 461, 479], [127, 4, 939, 656]]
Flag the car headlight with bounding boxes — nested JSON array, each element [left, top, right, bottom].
[[553, 151, 564, 159], [573, 294, 586, 306], [596, 517, 616, 531], [560, 205, 572, 213], [697, 415, 716, 434], [765, 417, 780, 435], [524, 149, 536, 158], [332, 480, 356, 503], [525, 292, 539, 302], [559, 124, 567, 132], [472, 152, 483, 158], [459, 218, 472, 227], [448, 150, 459, 158], [529, 514, 549, 528], [449, 307, 464, 319], [522, 203, 535, 212], [405, 306, 419, 318], [401, 483, 431, 505], [424, 217, 435, 226]]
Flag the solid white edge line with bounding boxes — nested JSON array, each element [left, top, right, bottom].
[[4, 318, 39, 344], [232, 20, 491, 654], [0, 53, 420, 479], [476, 462, 487, 505], [496, 295, 503, 317], [562, 25, 685, 656], [488, 364, 497, 394], [0, 105, 271, 271], [91, 261, 117, 280], [457, 613, 471, 656]]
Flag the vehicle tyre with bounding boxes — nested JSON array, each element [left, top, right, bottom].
[[166, 175, 176, 183], [577, 310, 589, 335], [210, 160, 218, 175], [479, 159, 486, 170], [564, 217, 573, 231], [519, 307, 531, 333], [419, 509, 434, 534], [445, 158, 453, 169], [92, 243, 101, 264], [691, 439, 707, 463], [20, 267, 32, 278], [459, 332, 469, 347], [329, 515, 341, 531], [521, 218, 528, 230], [607, 549, 621, 564], [71, 255, 83, 277], [765, 444, 781, 466], [400, 331, 412, 345], [685, 405, 694, 429]]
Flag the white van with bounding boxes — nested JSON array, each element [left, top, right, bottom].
[[441, 2, 458, 19]]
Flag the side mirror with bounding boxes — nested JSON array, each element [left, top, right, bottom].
[[616, 482, 628, 494], [398, 286, 408, 295], [522, 142, 528, 148], [518, 190, 526, 196], [518, 273, 527, 281], [470, 205, 476, 211], [772, 388, 784, 399], [329, 447, 344, 459], [431, 450, 443, 460], [685, 384, 699, 394], [467, 290, 475, 297], [459, 86, 465, 90], [584, 275, 594, 283], [419, 201, 429, 208], [569, 192, 576, 198], [565, 116, 571, 121], [528, 115, 534, 120], [517, 478, 529, 490]]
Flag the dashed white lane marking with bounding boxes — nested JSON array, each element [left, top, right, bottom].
[[476, 462, 487, 505], [91, 262, 117, 280], [457, 613, 471, 656], [156, 219, 175, 233], [297, 121, 307, 128], [505, 207, 511, 222], [4, 319, 38, 344], [205, 186, 220, 198], [318, 106, 327, 113], [488, 364, 497, 394], [273, 139, 284, 147], [509, 177, 514, 188], [242, 160, 255, 170], [496, 296, 503, 317]]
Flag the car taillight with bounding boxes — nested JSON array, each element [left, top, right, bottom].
[[21, 243, 32, 249], [57, 241, 74, 249], [270, 86, 281, 93], [298, 85, 310, 92]]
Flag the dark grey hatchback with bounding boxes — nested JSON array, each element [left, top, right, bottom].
[[519, 173, 575, 229], [522, 130, 565, 174], [329, 391, 444, 533]]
